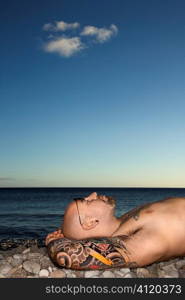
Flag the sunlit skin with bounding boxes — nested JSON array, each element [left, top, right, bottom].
[[46, 192, 185, 267]]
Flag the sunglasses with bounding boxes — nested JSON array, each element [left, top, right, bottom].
[[73, 198, 84, 226]]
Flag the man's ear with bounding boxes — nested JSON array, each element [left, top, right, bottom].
[[81, 216, 99, 230]]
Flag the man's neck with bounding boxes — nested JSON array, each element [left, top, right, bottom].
[[109, 216, 122, 237]]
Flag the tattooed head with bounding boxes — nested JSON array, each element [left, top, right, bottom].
[[62, 192, 119, 240]]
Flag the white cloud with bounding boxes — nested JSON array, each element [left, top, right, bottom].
[[42, 21, 118, 58], [81, 24, 118, 43], [43, 21, 80, 32], [44, 37, 85, 57]]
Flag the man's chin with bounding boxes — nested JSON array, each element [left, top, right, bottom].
[[106, 196, 116, 207]]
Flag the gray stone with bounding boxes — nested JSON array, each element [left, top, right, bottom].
[[163, 270, 179, 278], [102, 270, 115, 278], [23, 260, 41, 274], [10, 268, 27, 278], [39, 269, 49, 277], [158, 267, 178, 278], [114, 270, 124, 277], [48, 266, 52, 273], [40, 256, 53, 268], [64, 269, 72, 276], [22, 248, 30, 254], [0, 254, 4, 260], [49, 270, 66, 278], [67, 273, 77, 278], [27, 252, 42, 259], [6, 256, 13, 264], [124, 272, 134, 278], [84, 270, 101, 278], [22, 254, 28, 261], [179, 267, 185, 278], [136, 268, 151, 278], [147, 263, 158, 275], [13, 254, 22, 260], [0, 263, 12, 275], [73, 271, 85, 278], [158, 270, 166, 278], [11, 257, 23, 267], [161, 264, 177, 273], [176, 260, 185, 269], [6, 265, 22, 276], [119, 268, 131, 276]]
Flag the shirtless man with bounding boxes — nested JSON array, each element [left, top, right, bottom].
[[46, 192, 185, 270]]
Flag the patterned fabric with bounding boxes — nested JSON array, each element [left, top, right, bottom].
[[47, 236, 133, 270]]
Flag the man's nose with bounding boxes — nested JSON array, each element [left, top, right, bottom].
[[84, 192, 98, 201]]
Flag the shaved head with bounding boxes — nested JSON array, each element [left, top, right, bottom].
[[62, 193, 120, 240]]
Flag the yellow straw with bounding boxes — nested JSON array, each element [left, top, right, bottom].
[[89, 249, 113, 266]]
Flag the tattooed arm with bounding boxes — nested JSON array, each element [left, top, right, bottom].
[[46, 235, 137, 270], [45, 228, 64, 246]]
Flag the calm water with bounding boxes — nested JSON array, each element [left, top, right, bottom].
[[0, 187, 185, 241]]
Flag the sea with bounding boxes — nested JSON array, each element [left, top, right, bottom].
[[0, 187, 185, 241]]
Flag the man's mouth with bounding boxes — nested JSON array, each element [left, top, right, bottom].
[[98, 195, 116, 206]]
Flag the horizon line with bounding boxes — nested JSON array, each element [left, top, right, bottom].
[[0, 186, 185, 189]]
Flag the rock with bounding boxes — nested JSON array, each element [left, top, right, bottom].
[[48, 266, 52, 273], [102, 270, 115, 278], [22, 248, 30, 254], [160, 264, 177, 273], [74, 271, 85, 278], [67, 273, 76, 278], [84, 270, 101, 278], [147, 263, 158, 276], [11, 268, 27, 278], [0, 254, 4, 260], [0, 263, 12, 275], [22, 254, 28, 261], [49, 270, 66, 278], [158, 267, 179, 278], [23, 260, 40, 274], [176, 260, 185, 269], [157, 262, 178, 278], [6, 265, 22, 276], [158, 270, 166, 278], [179, 266, 185, 278], [40, 256, 53, 269], [124, 272, 134, 278], [64, 269, 73, 276], [6, 256, 13, 264], [0, 274, 5, 278], [27, 252, 42, 259], [13, 254, 22, 260], [136, 268, 151, 278], [114, 270, 125, 277], [163, 270, 179, 278], [118, 268, 131, 276], [11, 256, 23, 267], [39, 269, 49, 277], [37, 247, 47, 256]]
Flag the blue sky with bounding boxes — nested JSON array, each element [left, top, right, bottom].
[[0, 0, 185, 187]]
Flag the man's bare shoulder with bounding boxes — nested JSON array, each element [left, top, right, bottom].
[[119, 197, 185, 225], [119, 202, 153, 224]]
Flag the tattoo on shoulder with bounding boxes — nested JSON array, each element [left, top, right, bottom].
[[121, 203, 151, 222]]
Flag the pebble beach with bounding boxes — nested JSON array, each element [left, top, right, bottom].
[[0, 239, 185, 278]]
